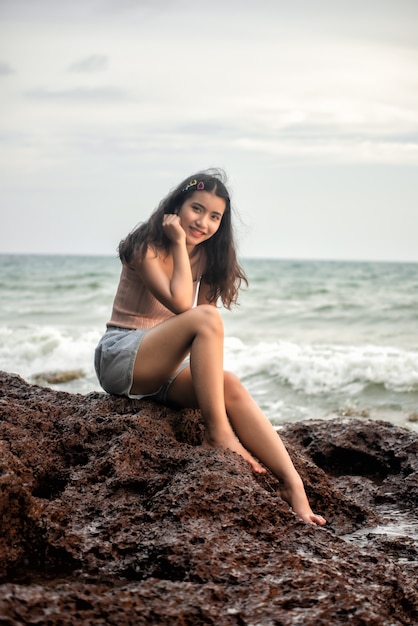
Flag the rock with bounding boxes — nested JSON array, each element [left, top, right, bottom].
[[31, 369, 85, 385], [0, 371, 417, 625]]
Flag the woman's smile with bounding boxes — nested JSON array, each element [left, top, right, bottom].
[[189, 225, 205, 238]]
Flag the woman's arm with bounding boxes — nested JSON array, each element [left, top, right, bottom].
[[135, 216, 194, 314]]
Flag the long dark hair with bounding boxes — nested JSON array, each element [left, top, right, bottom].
[[118, 169, 248, 308]]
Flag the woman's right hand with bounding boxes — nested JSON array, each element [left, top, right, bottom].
[[162, 214, 186, 245]]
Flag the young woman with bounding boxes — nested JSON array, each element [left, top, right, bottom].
[[95, 170, 326, 526]]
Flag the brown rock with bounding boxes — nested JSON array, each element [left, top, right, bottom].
[[0, 371, 417, 625], [31, 369, 85, 385]]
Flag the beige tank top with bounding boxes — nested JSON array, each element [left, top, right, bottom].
[[107, 252, 206, 330]]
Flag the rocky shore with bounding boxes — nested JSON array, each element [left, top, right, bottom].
[[0, 371, 417, 625]]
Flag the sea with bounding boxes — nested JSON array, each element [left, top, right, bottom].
[[1, 254, 417, 432]]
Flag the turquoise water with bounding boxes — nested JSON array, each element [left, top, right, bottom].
[[1, 254, 417, 429]]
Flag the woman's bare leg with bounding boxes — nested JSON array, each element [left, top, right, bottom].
[[168, 368, 326, 526], [131, 306, 265, 473], [222, 372, 326, 525]]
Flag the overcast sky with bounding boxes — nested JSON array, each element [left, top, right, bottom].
[[1, 0, 418, 261]]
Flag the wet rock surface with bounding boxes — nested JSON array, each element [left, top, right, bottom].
[[0, 371, 417, 625]]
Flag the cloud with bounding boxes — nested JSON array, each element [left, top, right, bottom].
[[174, 122, 237, 137], [94, 0, 179, 19], [0, 61, 15, 75], [68, 55, 109, 73], [25, 86, 130, 102]]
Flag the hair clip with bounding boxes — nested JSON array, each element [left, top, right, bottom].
[[183, 179, 197, 192], [183, 179, 205, 193]]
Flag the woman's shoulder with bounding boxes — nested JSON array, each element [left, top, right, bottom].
[[129, 244, 160, 268], [130, 245, 174, 282]]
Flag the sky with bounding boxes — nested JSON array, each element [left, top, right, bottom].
[[1, 0, 418, 261]]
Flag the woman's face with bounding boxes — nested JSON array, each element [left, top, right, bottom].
[[178, 191, 226, 248]]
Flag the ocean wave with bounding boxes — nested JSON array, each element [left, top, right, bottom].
[[2, 326, 417, 398], [224, 337, 418, 396], [0, 325, 101, 385]]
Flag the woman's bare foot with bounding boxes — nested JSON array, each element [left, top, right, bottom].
[[203, 431, 266, 474], [279, 482, 326, 526]]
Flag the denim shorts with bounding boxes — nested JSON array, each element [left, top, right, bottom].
[[94, 326, 189, 403]]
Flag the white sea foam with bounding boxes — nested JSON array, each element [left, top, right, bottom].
[[0, 325, 101, 386], [224, 337, 418, 396], [2, 324, 417, 402]]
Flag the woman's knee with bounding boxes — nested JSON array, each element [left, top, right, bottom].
[[191, 305, 224, 334]]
